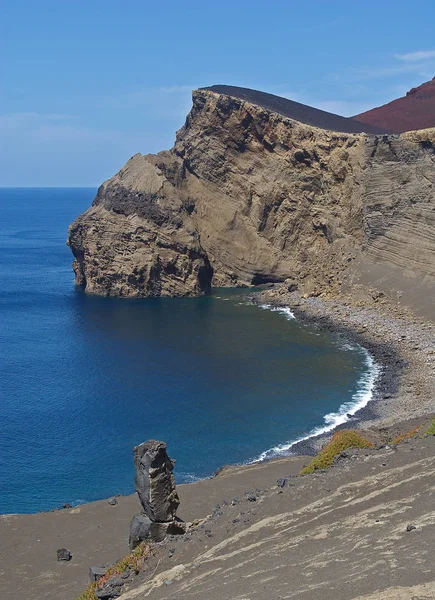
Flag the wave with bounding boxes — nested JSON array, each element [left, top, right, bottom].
[[249, 307, 381, 463], [259, 303, 296, 320], [177, 472, 206, 484]]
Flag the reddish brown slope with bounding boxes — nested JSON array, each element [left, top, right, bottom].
[[353, 77, 435, 133]]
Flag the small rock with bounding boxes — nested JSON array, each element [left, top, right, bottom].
[[108, 498, 118, 506], [246, 493, 257, 502], [62, 503, 72, 509], [406, 524, 416, 532], [57, 548, 72, 561], [277, 478, 288, 488], [164, 580, 173, 586], [96, 587, 120, 599], [168, 548, 176, 557], [89, 566, 108, 582]]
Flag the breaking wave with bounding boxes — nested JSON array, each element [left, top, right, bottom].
[[249, 307, 381, 463]]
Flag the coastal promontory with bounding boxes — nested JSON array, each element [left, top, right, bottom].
[[68, 85, 435, 316]]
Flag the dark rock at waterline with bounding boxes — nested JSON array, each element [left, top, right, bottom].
[[57, 548, 72, 561], [108, 498, 118, 506], [133, 440, 180, 522]]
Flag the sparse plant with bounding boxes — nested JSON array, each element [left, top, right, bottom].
[[424, 417, 435, 436], [76, 541, 152, 600], [299, 429, 374, 475], [390, 425, 421, 445]]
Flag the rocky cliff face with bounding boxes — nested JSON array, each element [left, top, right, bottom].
[[67, 89, 435, 314]]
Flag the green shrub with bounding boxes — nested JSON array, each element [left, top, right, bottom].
[[424, 417, 435, 436], [299, 429, 374, 475]]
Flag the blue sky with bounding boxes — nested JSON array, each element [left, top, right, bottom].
[[1, 0, 435, 186]]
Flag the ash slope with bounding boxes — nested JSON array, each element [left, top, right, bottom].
[[202, 85, 391, 134], [354, 76, 435, 133], [68, 88, 435, 317]]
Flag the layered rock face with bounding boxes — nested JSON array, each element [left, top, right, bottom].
[[129, 440, 182, 548], [67, 89, 435, 313]]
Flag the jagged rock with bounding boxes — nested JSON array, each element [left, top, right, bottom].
[[57, 548, 72, 561], [95, 586, 120, 599], [133, 440, 179, 522], [129, 513, 186, 549], [108, 498, 118, 506], [67, 88, 435, 318], [129, 514, 168, 548], [89, 566, 108, 582]]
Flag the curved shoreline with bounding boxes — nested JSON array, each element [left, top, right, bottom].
[[251, 288, 435, 455]]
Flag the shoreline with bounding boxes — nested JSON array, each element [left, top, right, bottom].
[[2, 288, 435, 600], [251, 287, 435, 454], [251, 302, 382, 460], [4, 287, 435, 517]]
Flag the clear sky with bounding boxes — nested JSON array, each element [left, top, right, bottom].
[[1, 0, 435, 186]]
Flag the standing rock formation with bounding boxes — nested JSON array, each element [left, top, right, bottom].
[[67, 86, 435, 316], [129, 441, 182, 549]]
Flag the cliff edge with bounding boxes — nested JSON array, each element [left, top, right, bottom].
[[67, 87, 435, 316]]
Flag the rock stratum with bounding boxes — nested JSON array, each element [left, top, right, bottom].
[[67, 86, 435, 316]]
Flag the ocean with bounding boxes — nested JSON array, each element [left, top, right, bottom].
[[0, 188, 378, 514]]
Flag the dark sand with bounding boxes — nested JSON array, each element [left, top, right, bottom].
[[202, 85, 391, 134], [2, 290, 435, 600]]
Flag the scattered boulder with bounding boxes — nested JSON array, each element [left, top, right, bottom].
[[108, 498, 118, 506], [95, 586, 120, 599], [89, 566, 108, 582], [129, 514, 168, 547], [406, 524, 417, 532], [57, 548, 72, 561]]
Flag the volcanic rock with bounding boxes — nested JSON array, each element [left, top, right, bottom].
[[67, 86, 435, 316], [133, 440, 179, 522], [353, 76, 435, 133]]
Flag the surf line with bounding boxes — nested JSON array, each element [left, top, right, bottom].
[[250, 303, 381, 463]]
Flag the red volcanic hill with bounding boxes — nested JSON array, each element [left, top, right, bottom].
[[353, 77, 435, 133]]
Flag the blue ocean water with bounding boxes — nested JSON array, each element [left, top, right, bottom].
[[0, 188, 376, 514]]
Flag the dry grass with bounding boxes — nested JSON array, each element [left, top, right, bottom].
[[76, 542, 152, 600], [299, 429, 374, 475], [391, 425, 421, 445]]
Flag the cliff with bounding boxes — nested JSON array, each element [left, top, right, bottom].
[[354, 76, 435, 133], [67, 87, 435, 316]]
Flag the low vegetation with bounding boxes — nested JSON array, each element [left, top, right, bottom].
[[299, 429, 374, 475], [76, 542, 152, 600], [391, 425, 421, 445], [424, 417, 435, 436]]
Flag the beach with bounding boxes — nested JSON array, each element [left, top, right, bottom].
[[1, 287, 434, 600]]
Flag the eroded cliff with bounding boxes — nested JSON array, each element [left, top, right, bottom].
[[67, 88, 435, 315]]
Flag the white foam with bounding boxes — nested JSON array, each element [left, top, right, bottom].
[[178, 472, 205, 484], [259, 303, 296, 320], [248, 306, 381, 463]]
